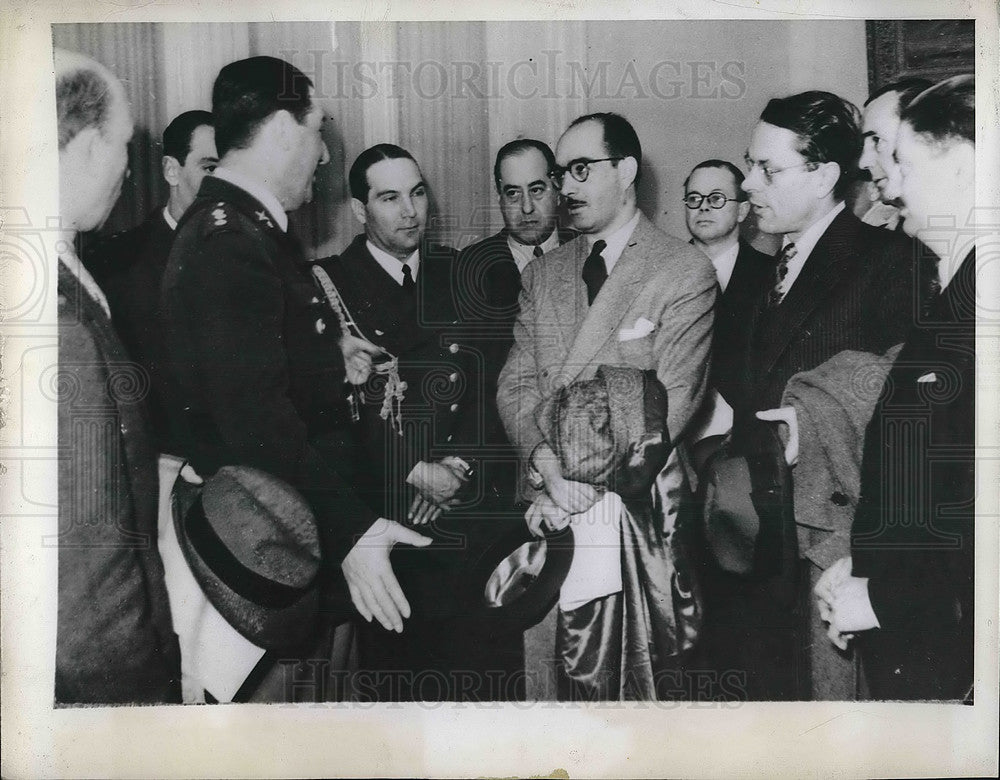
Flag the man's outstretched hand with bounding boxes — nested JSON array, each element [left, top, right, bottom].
[[341, 518, 432, 632]]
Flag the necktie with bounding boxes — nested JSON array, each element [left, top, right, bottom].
[[582, 239, 608, 305], [533, 245, 544, 258], [401, 263, 415, 292], [768, 242, 796, 308]]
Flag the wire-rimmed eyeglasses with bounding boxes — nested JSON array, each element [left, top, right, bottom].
[[548, 157, 624, 188], [743, 154, 817, 185], [683, 191, 743, 210]]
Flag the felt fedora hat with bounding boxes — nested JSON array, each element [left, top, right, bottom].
[[701, 419, 794, 578], [175, 465, 321, 651]]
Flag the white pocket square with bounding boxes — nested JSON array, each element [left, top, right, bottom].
[[917, 372, 937, 383], [618, 317, 655, 342]]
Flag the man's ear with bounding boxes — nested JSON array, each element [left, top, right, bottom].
[[68, 124, 103, 165], [350, 197, 367, 225], [737, 199, 751, 223], [162, 155, 180, 187], [815, 161, 841, 200], [618, 156, 639, 190]]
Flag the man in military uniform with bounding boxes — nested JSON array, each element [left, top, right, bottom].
[[317, 144, 524, 701], [87, 110, 217, 449], [159, 58, 430, 701]]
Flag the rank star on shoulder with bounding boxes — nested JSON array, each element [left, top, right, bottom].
[[255, 210, 274, 227]]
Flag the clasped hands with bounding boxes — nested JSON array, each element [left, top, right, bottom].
[[525, 443, 602, 537], [814, 556, 880, 650]]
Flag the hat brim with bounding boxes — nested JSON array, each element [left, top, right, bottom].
[[468, 520, 574, 633], [173, 484, 320, 653]]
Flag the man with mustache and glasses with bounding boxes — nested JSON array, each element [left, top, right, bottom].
[[497, 112, 716, 700], [702, 91, 921, 701], [317, 144, 523, 701]]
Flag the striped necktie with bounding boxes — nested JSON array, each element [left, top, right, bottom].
[[768, 242, 797, 308]]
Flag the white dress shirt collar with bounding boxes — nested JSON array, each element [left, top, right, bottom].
[[507, 227, 561, 274], [709, 241, 741, 293], [587, 210, 640, 275], [367, 240, 420, 286], [778, 201, 845, 296], [211, 167, 288, 232], [162, 206, 178, 231]]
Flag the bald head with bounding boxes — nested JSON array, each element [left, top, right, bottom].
[[55, 48, 133, 232]]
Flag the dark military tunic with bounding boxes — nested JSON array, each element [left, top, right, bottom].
[[316, 233, 525, 700], [159, 175, 375, 618]]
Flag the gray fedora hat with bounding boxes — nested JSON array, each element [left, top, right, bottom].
[[175, 465, 321, 651]]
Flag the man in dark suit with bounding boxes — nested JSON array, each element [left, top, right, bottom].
[[455, 139, 575, 503], [159, 59, 431, 701], [817, 75, 975, 701], [703, 91, 920, 700], [54, 48, 180, 704], [86, 110, 217, 449], [681, 159, 771, 453], [317, 144, 524, 701]]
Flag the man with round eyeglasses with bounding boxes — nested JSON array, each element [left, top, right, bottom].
[[681, 160, 771, 451]]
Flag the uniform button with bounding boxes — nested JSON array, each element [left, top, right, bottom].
[[315, 318, 326, 334], [399, 381, 408, 391], [448, 372, 458, 383], [120, 423, 128, 435], [450, 403, 458, 412], [446, 434, 453, 442], [449, 343, 459, 354]]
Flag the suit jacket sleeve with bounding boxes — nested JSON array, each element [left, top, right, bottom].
[[654, 262, 716, 442], [172, 227, 376, 561], [496, 258, 546, 462]]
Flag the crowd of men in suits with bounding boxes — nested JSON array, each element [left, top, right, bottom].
[[54, 45, 975, 704]]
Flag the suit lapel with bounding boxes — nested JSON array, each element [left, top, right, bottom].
[[560, 216, 651, 383], [58, 262, 155, 536], [540, 235, 589, 355], [755, 210, 862, 373]]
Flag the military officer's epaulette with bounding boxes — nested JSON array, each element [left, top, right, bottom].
[[189, 200, 252, 241]]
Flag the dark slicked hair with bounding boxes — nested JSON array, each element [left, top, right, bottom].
[[760, 90, 861, 200], [493, 139, 556, 191], [56, 66, 113, 150], [162, 110, 214, 163], [567, 112, 642, 187], [900, 74, 974, 146], [349, 143, 417, 203], [683, 158, 746, 196], [864, 77, 933, 109], [212, 56, 313, 158]]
